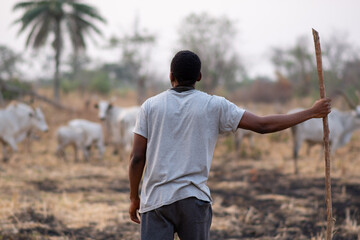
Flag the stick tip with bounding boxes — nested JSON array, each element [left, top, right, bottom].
[[312, 28, 319, 39]]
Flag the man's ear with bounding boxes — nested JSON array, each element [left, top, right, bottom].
[[170, 72, 176, 82], [170, 72, 178, 87], [196, 72, 202, 82]]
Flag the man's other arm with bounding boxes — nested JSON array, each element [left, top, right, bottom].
[[129, 133, 147, 224]]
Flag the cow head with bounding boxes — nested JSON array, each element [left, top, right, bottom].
[[96, 100, 113, 121], [30, 107, 49, 132]]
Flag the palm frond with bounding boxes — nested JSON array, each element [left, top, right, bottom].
[[13, 1, 53, 10], [24, 18, 43, 47], [13, 5, 49, 35], [72, 14, 103, 35], [32, 14, 52, 48], [13, 0, 105, 52], [13, 1, 37, 11], [65, 11, 104, 50], [70, 2, 106, 23], [74, 29, 86, 49], [66, 17, 86, 49]]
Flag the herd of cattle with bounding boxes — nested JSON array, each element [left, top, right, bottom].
[[0, 100, 140, 163], [0, 96, 360, 173]]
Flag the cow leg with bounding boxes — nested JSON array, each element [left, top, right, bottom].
[[56, 138, 67, 161], [73, 144, 79, 162], [306, 142, 313, 156], [25, 131, 37, 153], [60, 142, 69, 162], [55, 144, 62, 157], [85, 145, 92, 162], [293, 138, 303, 175], [3, 138, 18, 162], [2, 143, 8, 162], [82, 146, 90, 162], [105, 121, 112, 146], [96, 140, 104, 161]]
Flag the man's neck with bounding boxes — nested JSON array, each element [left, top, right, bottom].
[[171, 85, 195, 93]]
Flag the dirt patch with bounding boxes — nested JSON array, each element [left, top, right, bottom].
[[29, 179, 59, 192]]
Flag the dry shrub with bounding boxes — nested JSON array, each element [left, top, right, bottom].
[[230, 78, 292, 104], [249, 79, 292, 103]]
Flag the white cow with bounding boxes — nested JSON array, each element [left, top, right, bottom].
[[56, 125, 89, 162], [95, 100, 123, 154], [0, 102, 48, 161], [68, 119, 105, 160], [95, 100, 141, 156], [118, 106, 141, 153], [289, 106, 360, 174]]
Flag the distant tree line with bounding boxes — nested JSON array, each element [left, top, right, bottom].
[[270, 34, 360, 99], [1, 2, 359, 105]]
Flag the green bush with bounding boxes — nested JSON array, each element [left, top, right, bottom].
[[89, 71, 111, 94], [60, 79, 80, 94], [1, 79, 32, 100]]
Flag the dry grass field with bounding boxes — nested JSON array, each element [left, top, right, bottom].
[[0, 90, 360, 240]]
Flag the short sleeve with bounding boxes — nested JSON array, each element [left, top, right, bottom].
[[218, 97, 245, 134], [133, 101, 148, 138]]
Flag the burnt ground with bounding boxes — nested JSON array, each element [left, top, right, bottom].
[[208, 157, 360, 240]]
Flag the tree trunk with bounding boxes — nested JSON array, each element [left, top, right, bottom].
[[54, 19, 62, 102], [74, 50, 86, 97], [137, 75, 146, 104], [0, 87, 4, 107]]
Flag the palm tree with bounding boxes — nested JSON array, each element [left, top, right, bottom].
[[13, 0, 106, 101]]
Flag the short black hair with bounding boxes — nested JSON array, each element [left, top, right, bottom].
[[170, 50, 201, 85]]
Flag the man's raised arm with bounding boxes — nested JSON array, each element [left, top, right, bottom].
[[238, 98, 331, 134]]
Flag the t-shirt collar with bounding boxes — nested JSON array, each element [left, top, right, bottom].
[[170, 85, 195, 93]]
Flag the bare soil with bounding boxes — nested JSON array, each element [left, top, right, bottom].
[[0, 92, 359, 240]]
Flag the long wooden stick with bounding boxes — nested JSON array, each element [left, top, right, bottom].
[[312, 28, 333, 240]]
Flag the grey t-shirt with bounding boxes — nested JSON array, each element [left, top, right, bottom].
[[134, 89, 245, 213]]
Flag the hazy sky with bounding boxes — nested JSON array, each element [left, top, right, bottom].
[[1, 0, 360, 79]]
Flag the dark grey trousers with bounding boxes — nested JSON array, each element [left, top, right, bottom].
[[141, 197, 212, 240]]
